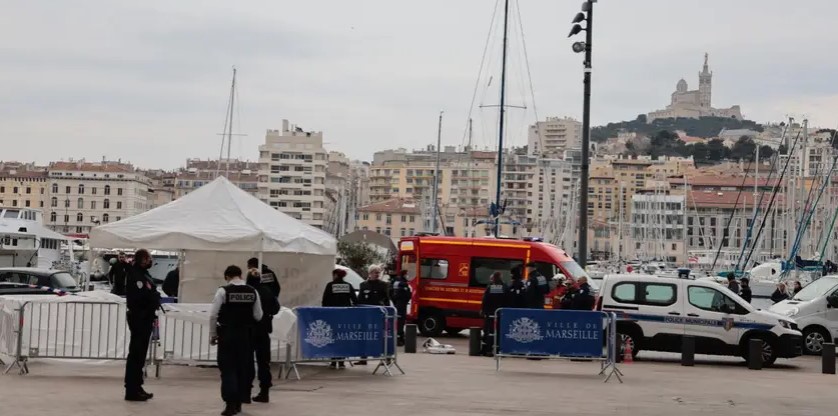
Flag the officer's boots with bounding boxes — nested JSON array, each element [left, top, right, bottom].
[[253, 387, 270, 403], [221, 402, 238, 416]]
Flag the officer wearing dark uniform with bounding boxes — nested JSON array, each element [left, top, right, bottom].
[[507, 266, 527, 309], [481, 272, 508, 355], [570, 276, 595, 310], [321, 268, 357, 368], [246, 269, 280, 403], [389, 270, 412, 346], [210, 266, 263, 416], [124, 249, 161, 401], [247, 258, 280, 298], [356, 265, 390, 365], [110, 251, 130, 296], [524, 262, 549, 309]]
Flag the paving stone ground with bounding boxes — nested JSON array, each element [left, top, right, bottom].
[[0, 336, 834, 416]]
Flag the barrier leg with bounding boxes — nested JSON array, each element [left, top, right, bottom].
[[748, 339, 763, 370], [404, 324, 417, 354], [682, 336, 695, 367], [469, 327, 482, 356], [282, 344, 300, 381], [822, 343, 836, 375]]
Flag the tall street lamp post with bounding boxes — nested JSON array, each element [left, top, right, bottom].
[[569, 0, 596, 268]]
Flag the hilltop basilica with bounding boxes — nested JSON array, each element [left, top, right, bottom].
[[646, 53, 742, 123]]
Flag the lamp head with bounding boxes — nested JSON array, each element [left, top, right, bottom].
[[572, 12, 586, 23], [572, 41, 586, 53], [568, 24, 584, 38]]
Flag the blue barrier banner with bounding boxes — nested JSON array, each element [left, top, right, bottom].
[[297, 307, 393, 360], [498, 309, 603, 357]]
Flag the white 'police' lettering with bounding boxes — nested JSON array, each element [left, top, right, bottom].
[[332, 283, 351, 294], [228, 293, 256, 303]]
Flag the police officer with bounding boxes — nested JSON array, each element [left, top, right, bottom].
[[524, 262, 549, 309], [124, 249, 161, 401], [247, 258, 280, 298], [507, 265, 527, 309], [570, 276, 595, 310], [322, 268, 357, 368], [389, 270, 412, 346], [110, 251, 130, 296], [481, 272, 508, 356], [210, 266, 263, 416], [356, 265, 390, 365], [246, 268, 280, 403]]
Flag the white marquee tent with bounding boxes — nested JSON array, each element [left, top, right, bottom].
[[88, 176, 337, 304]]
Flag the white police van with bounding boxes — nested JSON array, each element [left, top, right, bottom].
[[770, 276, 838, 355], [599, 274, 802, 365]]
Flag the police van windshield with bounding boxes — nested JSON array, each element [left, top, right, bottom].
[[792, 277, 838, 302]]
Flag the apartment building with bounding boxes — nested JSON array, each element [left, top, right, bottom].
[[528, 117, 582, 157], [0, 163, 49, 210], [257, 120, 329, 229], [45, 160, 151, 235], [175, 159, 259, 199], [356, 198, 422, 240]]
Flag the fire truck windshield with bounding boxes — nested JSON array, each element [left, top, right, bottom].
[[559, 260, 597, 289]]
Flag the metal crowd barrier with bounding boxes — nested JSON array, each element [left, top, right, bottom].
[[282, 306, 404, 380], [492, 308, 623, 383], [1, 299, 157, 375], [153, 305, 293, 378]]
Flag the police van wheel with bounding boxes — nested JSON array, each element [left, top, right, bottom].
[[419, 313, 445, 337], [743, 335, 778, 366], [802, 327, 830, 355]]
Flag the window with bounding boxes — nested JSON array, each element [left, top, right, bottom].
[[104, 185, 111, 195], [103, 199, 110, 209], [420, 258, 449, 280], [90, 201, 97, 210], [65, 186, 71, 194], [116, 216, 121, 221], [78, 184, 84, 194], [612, 283, 637, 303], [64, 214, 69, 223], [117, 188, 123, 196], [376, 213, 382, 221], [25, 187, 31, 194], [644, 284, 676, 305], [76, 213, 83, 222], [611, 282, 676, 306], [24, 200, 30, 207], [91, 187, 97, 195], [401, 215, 407, 222], [77, 198, 83, 209], [362, 214, 369, 221], [102, 213, 109, 223], [51, 183, 58, 193], [64, 199, 70, 208], [50, 212, 56, 222], [688, 286, 743, 314], [470, 257, 524, 287], [116, 201, 122, 209], [12, 187, 18, 194]]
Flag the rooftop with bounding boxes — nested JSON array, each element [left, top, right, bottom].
[[358, 198, 420, 214], [49, 161, 134, 173]]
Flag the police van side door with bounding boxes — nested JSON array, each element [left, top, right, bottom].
[[683, 284, 741, 352]]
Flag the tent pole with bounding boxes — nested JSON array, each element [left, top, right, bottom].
[[177, 251, 185, 301]]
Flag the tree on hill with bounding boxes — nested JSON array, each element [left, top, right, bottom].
[[592, 116, 763, 142], [730, 136, 757, 160], [759, 145, 774, 159]]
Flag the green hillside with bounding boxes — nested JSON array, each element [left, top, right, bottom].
[[592, 115, 763, 142]]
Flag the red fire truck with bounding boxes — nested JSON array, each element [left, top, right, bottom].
[[396, 235, 593, 336]]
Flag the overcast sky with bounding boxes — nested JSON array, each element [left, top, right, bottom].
[[2, 0, 837, 169]]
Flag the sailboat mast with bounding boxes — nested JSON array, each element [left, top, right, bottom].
[[493, 0, 510, 238], [225, 67, 237, 177], [431, 111, 443, 234]]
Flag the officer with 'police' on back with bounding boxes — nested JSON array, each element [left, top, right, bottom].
[[481, 271, 509, 356], [210, 266, 263, 416]]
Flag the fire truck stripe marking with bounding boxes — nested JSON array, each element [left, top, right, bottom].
[[418, 297, 483, 305], [420, 240, 530, 249]]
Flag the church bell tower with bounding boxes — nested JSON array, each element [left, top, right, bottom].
[[698, 53, 712, 109]]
